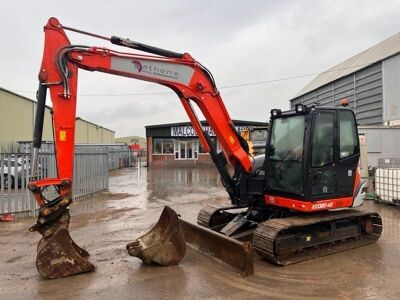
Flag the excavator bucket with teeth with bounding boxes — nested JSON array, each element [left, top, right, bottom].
[[33, 211, 95, 279], [126, 206, 186, 266]]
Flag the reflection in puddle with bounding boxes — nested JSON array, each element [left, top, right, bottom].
[[106, 166, 225, 209], [146, 167, 221, 201]]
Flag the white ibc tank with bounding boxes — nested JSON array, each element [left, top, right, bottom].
[[375, 168, 400, 203]]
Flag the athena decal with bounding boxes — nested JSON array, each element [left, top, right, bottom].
[[111, 57, 194, 85]]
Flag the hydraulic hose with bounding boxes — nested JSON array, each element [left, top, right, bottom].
[[31, 84, 47, 177]]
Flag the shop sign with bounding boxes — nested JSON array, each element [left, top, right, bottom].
[[171, 125, 249, 137], [388, 119, 400, 127]]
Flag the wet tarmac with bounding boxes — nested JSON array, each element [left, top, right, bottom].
[[1, 166, 400, 299]]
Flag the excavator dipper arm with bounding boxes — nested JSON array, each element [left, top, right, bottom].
[[30, 18, 251, 214], [29, 17, 253, 278]]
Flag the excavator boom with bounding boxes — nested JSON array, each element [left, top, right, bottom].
[[29, 17, 254, 278], [31, 18, 252, 208]]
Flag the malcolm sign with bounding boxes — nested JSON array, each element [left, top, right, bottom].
[[171, 126, 249, 137]]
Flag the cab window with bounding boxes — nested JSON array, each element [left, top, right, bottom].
[[311, 112, 334, 167], [267, 115, 305, 194], [339, 111, 358, 159]]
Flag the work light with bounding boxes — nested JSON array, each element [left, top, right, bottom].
[[295, 104, 307, 114], [270, 109, 281, 118]]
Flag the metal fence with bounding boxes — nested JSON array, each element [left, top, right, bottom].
[[18, 142, 132, 171], [378, 158, 400, 169], [0, 152, 108, 218]]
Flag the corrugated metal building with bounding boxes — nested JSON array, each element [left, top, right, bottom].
[[0, 87, 115, 152], [290, 32, 400, 126], [358, 126, 400, 166], [75, 117, 115, 144], [290, 33, 400, 167]]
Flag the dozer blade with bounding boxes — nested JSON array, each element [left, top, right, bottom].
[[127, 206, 254, 276], [34, 211, 95, 279], [179, 218, 254, 277], [126, 206, 186, 266]]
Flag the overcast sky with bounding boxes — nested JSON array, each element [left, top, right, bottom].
[[1, 1, 399, 137]]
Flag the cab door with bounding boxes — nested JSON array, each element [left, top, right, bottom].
[[308, 111, 336, 200], [337, 110, 359, 196]]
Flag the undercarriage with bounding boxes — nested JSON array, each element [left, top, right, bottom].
[[197, 203, 382, 265]]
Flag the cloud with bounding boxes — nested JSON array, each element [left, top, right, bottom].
[[1, 0, 399, 136]]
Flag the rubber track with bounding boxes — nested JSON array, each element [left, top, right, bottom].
[[252, 209, 382, 265], [197, 203, 238, 227]]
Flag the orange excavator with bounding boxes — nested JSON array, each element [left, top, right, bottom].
[[29, 18, 382, 279]]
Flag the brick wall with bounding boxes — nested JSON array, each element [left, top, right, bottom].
[[150, 153, 213, 167], [147, 137, 153, 166]]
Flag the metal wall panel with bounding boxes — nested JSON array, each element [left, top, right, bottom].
[[383, 54, 400, 122], [0, 90, 53, 152], [75, 118, 115, 144], [358, 127, 400, 166], [290, 98, 303, 107], [291, 62, 383, 125], [354, 63, 383, 123], [0, 89, 115, 152]]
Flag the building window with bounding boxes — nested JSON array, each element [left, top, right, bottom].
[[199, 142, 207, 153], [163, 139, 174, 154], [154, 139, 162, 154], [212, 138, 223, 153], [198, 138, 221, 153], [153, 139, 175, 154]]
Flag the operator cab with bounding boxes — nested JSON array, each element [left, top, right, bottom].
[[265, 104, 360, 202]]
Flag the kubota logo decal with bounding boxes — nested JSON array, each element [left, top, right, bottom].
[[132, 60, 143, 72]]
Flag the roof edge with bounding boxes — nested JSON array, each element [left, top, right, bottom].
[[291, 32, 400, 100], [145, 119, 267, 129]]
